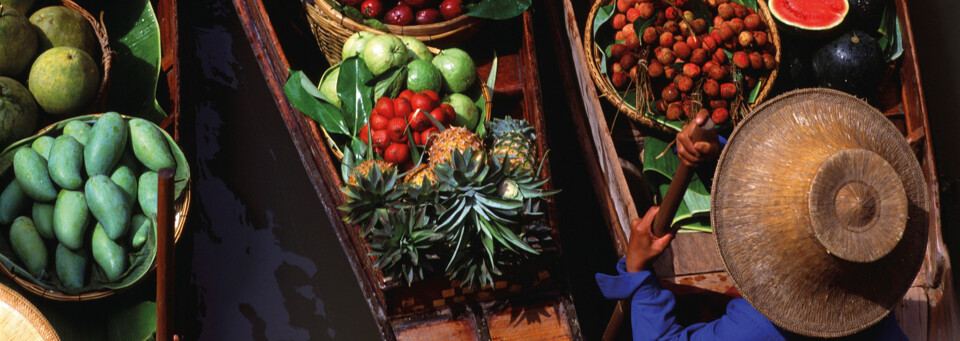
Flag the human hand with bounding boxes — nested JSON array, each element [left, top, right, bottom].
[[676, 109, 720, 168], [625, 206, 675, 273]]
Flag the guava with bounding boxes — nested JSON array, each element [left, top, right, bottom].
[[401, 36, 432, 62], [28, 47, 99, 116], [0, 6, 37, 78], [431, 48, 476, 93], [319, 65, 341, 108], [405, 59, 441, 93], [342, 31, 374, 61], [0, 76, 37, 147], [30, 6, 100, 60], [0, 0, 34, 17], [362, 34, 409, 76], [442, 93, 479, 130]]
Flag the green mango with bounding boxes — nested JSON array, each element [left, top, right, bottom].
[[91, 224, 126, 282], [128, 118, 175, 172], [137, 171, 157, 218], [63, 120, 91, 146], [129, 213, 150, 249], [53, 189, 88, 250], [110, 162, 137, 205], [0, 180, 27, 224], [31, 202, 54, 240], [9, 216, 46, 278], [47, 135, 84, 190], [83, 112, 127, 176], [30, 136, 54, 160], [84, 175, 130, 240], [55, 243, 87, 290], [13, 147, 57, 202]]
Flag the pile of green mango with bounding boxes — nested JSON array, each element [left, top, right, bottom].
[[0, 112, 181, 292]]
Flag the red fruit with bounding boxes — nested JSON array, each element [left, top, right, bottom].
[[718, 3, 734, 20], [666, 102, 683, 120], [710, 99, 728, 109], [438, 0, 462, 20], [664, 66, 677, 80], [394, 97, 413, 118], [675, 75, 693, 92], [361, 0, 384, 18], [629, 65, 639, 82], [738, 31, 753, 47], [360, 125, 370, 143], [620, 54, 638, 70], [409, 109, 433, 131], [663, 21, 679, 35], [642, 27, 658, 44], [387, 117, 408, 143], [384, 143, 411, 164], [665, 7, 679, 21], [385, 4, 414, 25], [749, 51, 763, 69], [708, 64, 727, 80], [703, 79, 720, 97], [612, 71, 628, 88], [617, 0, 637, 13], [403, 0, 434, 8], [655, 99, 668, 113], [625, 35, 641, 50], [637, 2, 654, 19], [369, 114, 389, 130], [753, 31, 768, 47], [659, 32, 674, 47], [690, 48, 708, 65], [410, 93, 437, 113], [622, 23, 636, 37], [673, 42, 692, 59], [611, 43, 627, 60], [615, 30, 627, 41], [373, 129, 391, 148], [702, 35, 718, 52], [662, 84, 680, 102], [733, 4, 748, 18], [415, 8, 441, 24], [656, 48, 676, 65], [611, 62, 624, 75], [421, 127, 440, 146], [682, 63, 700, 78], [720, 83, 737, 99], [686, 35, 701, 49], [712, 108, 729, 124], [763, 53, 777, 70], [733, 51, 749, 69], [648, 61, 664, 78], [745, 74, 758, 89], [612, 14, 627, 30], [718, 24, 734, 42], [428, 108, 447, 128], [421, 90, 440, 102], [626, 8, 641, 22], [413, 130, 424, 145], [713, 16, 725, 28], [376, 97, 395, 118], [713, 48, 728, 64], [744, 13, 761, 30], [440, 103, 456, 124], [398, 89, 416, 101], [691, 18, 708, 34]]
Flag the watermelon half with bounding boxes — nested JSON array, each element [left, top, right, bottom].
[[770, 0, 849, 35]]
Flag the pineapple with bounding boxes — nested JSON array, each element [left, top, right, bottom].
[[486, 117, 536, 174], [403, 164, 437, 187], [427, 127, 484, 166], [340, 159, 402, 233], [367, 207, 443, 286], [348, 159, 394, 186]]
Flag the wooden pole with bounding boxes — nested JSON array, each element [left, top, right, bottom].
[[156, 168, 175, 341]]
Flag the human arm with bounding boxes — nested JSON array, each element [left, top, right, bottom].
[[676, 109, 720, 168]]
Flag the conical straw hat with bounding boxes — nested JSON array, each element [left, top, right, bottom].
[[0, 284, 58, 340], [711, 88, 928, 337]]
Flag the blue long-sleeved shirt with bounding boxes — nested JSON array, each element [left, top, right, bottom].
[[596, 258, 908, 340]]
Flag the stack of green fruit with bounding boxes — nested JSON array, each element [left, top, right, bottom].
[[0, 3, 101, 148], [0, 112, 188, 294]]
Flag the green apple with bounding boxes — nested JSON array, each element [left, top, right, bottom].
[[405, 59, 441, 93], [432, 48, 476, 93], [362, 34, 409, 76], [341, 31, 375, 61], [443, 93, 479, 130], [401, 36, 432, 62], [318, 65, 341, 108]]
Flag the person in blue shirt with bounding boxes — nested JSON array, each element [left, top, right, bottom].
[[595, 112, 908, 340]]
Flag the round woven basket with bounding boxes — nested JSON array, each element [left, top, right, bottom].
[[0, 114, 189, 301], [62, 0, 115, 113], [0, 284, 58, 340], [304, 0, 482, 65], [584, 0, 781, 134]]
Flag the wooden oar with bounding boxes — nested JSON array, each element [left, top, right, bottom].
[[157, 168, 175, 341], [602, 119, 715, 341]]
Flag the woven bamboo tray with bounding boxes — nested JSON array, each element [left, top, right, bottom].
[[304, 0, 482, 64], [584, 0, 780, 134], [0, 284, 58, 340], [0, 114, 190, 301], [61, 0, 115, 113]]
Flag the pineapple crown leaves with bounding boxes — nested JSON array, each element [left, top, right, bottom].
[[486, 116, 536, 142], [338, 165, 405, 234], [498, 152, 561, 202], [367, 207, 443, 286]]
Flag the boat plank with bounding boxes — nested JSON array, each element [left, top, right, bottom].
[[485, 300, 573, 340]]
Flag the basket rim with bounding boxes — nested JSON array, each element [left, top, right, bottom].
[[583, 0, 781, 134], [311, 0, 484, 35], [0, 113, 190, 301], [61, 0, 115, 114]]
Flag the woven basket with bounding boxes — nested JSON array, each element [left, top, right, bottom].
[[0, 114, 190, 301], [61, 0, 115, 113], [0, 284, 58, 340], [584, 0, 781, 134], [304, 0, 482, 65]]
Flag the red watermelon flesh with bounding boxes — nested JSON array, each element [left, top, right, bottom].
[[770, 0, 849, 30]]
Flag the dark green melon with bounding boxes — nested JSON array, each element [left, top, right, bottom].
[[812, 30, 885, 99]]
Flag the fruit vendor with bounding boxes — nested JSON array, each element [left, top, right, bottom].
[[595, 112, 908, 340]]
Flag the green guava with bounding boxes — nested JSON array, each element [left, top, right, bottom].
[[0, 6, 37, 78], [319, 65, 341, 108], [401, 36, 432, 62], [0, 76, 37, 147], [342, 31, 374, 61], [362, 34, 409, 76], [29, 6, 100, 60], [432, 48, 476, 93], [443, 93, 479, 130], [28, 47, 99, 116], [406, 59, 441, 93], [0, 0, 34, 17]]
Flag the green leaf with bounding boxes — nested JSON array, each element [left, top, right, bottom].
[[593, 4, 615, 36], [464, 0, 531, 20], [878, 3, 903, 62], [337, 57, 375, 135], [350, 137, 368, 163], [747, 79, 762, 104], [98, 0, 165, 122], [732, 0, 757, 11], [107, 301, 156, 341], [284, 70, 349, 135], [344, 6, 364, 22], [633, 17, 657, 44], [641, 135, 711, 232], [486, 55, 498, 104], [372, 67, 407, 100], [363, 18, 388, 30]]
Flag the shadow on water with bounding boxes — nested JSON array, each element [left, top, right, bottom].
[[175, 0, 379, 339]]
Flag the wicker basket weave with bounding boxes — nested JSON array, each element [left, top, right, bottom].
[[584, 0, 781, 134], [304, 0, 482, 65], [62, 0, 115, 113]]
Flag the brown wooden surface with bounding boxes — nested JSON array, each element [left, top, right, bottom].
[[156, 168, 175, 341]]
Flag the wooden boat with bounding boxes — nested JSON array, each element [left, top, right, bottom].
[[231, 0, 581, 339], [543, 0, 960, 339]]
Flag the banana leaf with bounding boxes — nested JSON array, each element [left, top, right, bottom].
[[642, 135, 712, 232], [0, 114, 190, 294], [464, 0, 531, 20], [107, 301, 157, 341]]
